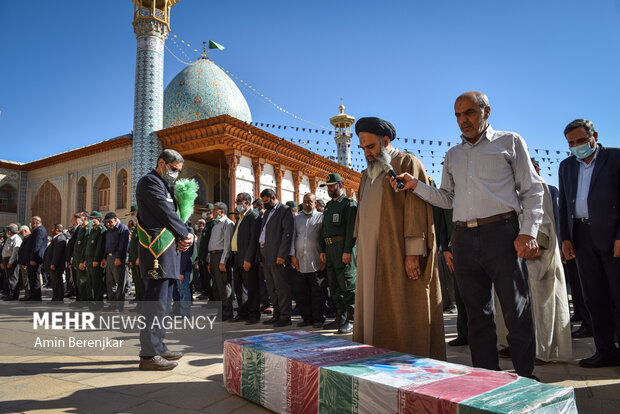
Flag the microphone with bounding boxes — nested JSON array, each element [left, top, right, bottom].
[[382, 164, 405, 190]]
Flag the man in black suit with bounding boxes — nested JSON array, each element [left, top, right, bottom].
[[559, 118, 620, 368], [136, 149, 193, 371], [26, 216, 48, 302], [259, 189, 294, 327], [230, 192, 261, 324], [45, 224, 67, 302]]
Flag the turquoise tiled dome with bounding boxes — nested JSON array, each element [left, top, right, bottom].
[[163, 58, 252, 128]]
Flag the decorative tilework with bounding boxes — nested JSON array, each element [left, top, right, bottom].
[[92, 164, 112, 179], [131, 31, 166, 204], [163, 58, 252, 129], [334, 134, 352, 168]]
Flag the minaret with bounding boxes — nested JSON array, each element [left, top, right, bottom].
[[130, 0, 180, 202], [329, 100, 355, 168]]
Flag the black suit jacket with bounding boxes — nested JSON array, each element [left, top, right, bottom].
[[559, 144, 620, 251], [260, 203, 294, 265], [66, 226, 80, 263], [44, 234, 67, 272], [233, 210, 261, 266], [136, 170, 191, 280], [28, 226, 48, 265]]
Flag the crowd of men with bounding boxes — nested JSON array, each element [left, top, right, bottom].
[[0, 90, 618, 376]]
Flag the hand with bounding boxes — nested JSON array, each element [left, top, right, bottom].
[[388, 172, 418, 192], [128, 262, 133, 267], [0, 263, 4, 270], [291, 256, 299, 272], [276, 257, 285, 265], [70, 258, 73, 265], [219, 263, 226, 272], [614, 240, 620, 258], [405, 255, 421, 280], [442, 251, 454, 272], [100, 259, 106, 268], [194, 262, 199, 270], [21, 265, 27, 270], [6, 263, 12, 269], [30, 260, 37, 266], [561, 240, 576, 261], [513, 234, 539, 259], [135, 258, 139, 266], [177, 233, 195, 251], [50, 264, 55, 270], [92, 261, 99, 268], [180, 274, 184, 282], [243, 260, 252, 271], [208, 263, 211, 273], [342, 253, 352, 264], [79, 262, 86, 271], [114, 258, 122, 267]]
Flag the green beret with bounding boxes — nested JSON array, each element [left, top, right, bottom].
[[89, 211, 102, 219]]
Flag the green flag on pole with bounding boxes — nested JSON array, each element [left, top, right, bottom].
[[208, 40, 225, 51]]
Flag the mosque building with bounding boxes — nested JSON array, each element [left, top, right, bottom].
[[0, 0, 360, 230]]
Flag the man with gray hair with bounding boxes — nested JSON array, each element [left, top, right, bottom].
[[1, 224, 22, 300], [392, 91, 543, 379], [208, 202, 235, 321], [25, 216, 48, 301]]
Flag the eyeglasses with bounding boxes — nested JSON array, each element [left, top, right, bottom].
[[167, 164, 182, 173]]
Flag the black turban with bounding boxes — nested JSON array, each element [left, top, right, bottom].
[[355, 117, 396, 141]]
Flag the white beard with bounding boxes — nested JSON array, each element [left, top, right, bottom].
[[366, 145, 391, 182]]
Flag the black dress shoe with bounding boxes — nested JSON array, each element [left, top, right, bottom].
[[448, 337, 468, 346], [498, 346, 511, 358], [160, 350, 183, 361], [263, 316, 279, 325], [571, 325, 593, 338], [313, 322, 324, 329], [19, 297, 31, 302], [274, 318, 292, 327], [579, 353, 620, 368], [297, 320, 312, 327], [245, 318, 260, 325]]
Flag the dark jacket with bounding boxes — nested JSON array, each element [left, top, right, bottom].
[[28, 225, 48, 265], [559, 144, 620, 251], [44, 234, 67, 272], [232, 209, 261, 266], [66, 226, 80, 263], [260, 203, 294, 265], [136, 170, 190, 280], [17, 234, 32, 266]]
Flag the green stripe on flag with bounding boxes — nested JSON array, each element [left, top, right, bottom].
[[458, 377, 577, 414], [241, 347, 265, 405], [208, 40, 225, 50], [319, 367, 355, 413]]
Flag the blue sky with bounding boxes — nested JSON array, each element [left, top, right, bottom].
[[1, 0, 619, 186]]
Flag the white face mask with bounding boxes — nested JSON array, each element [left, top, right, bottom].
[[163, 167, 179, 185], [77, 218, 83, 226], [202, 212, 209, 219]]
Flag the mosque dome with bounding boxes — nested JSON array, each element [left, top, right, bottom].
[[163, 57, 252, 128]]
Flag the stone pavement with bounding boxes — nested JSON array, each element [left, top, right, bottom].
[[0, 301, 618, 413]]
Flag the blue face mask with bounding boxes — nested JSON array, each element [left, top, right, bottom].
[[570, 141, 596, 159]]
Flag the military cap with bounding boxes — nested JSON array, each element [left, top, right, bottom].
[[103, 212, 117, 221], [320, 173, 344, 187], [285, 201, 298, 209], [89, 211, 102, 219], [198, 203, 214, 211]]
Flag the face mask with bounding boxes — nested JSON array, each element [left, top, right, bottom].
[[570, 141, 596, 159], [264, 202, 274, 211], [253, 208, 259, 214], [193, 224, 199, 230], [201, 212, 209, 219], [77, 218, 83, 225], [235, 204, 245, 213], [302, 209, 313, 216], [163, 165, 179, 184]]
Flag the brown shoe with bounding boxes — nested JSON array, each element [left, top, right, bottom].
[[160, 350, 183, 361], [139, 355, 178, 371]]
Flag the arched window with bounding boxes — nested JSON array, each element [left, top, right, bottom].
[[77, 177, 87, 212], [116, 169, 128, 209], [94, 175, 110, 212], [0, 184, 18, 213], [191, 174, 207, 205]]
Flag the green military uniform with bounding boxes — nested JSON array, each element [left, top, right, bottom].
[[85, 212, 107, 302], [320, 173, 357, 332], [72, 222, 92, 301], [128, 227, 143, 301]]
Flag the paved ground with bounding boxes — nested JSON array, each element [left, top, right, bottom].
[[0, 297, 618, 413]]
